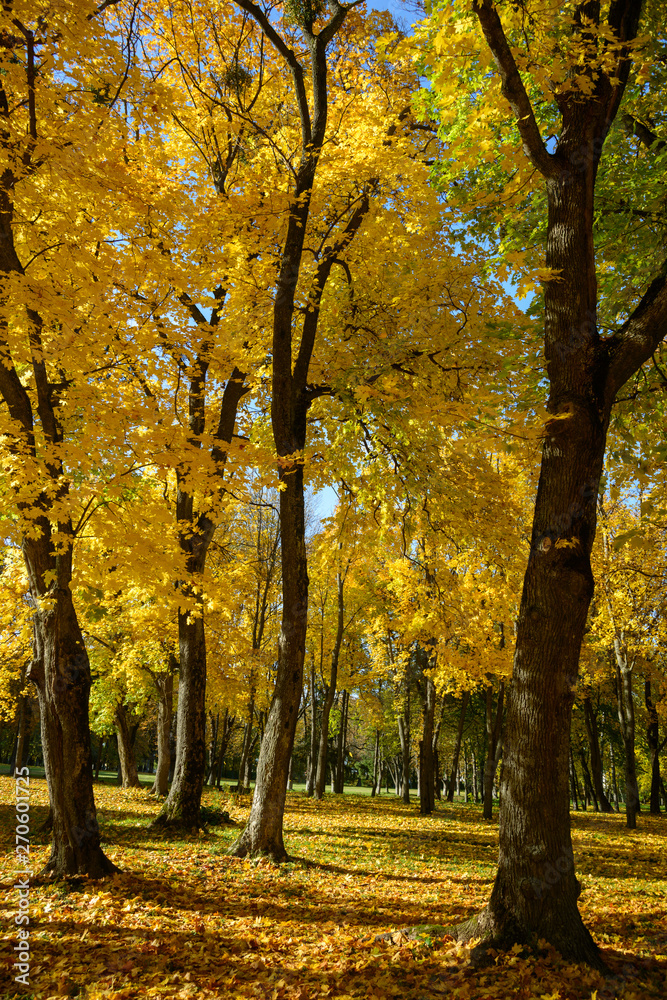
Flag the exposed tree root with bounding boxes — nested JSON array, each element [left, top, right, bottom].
[[226, 832, 289, 863], [40, 847, 119, 881], [374, 907, 609, 975]]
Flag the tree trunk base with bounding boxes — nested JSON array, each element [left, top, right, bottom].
[[376, 909, 606, 974], [226, 828, 288, 863], [150, 799, 201, 832], [40, 844, 118, 881], [450, 905, 607, 973]]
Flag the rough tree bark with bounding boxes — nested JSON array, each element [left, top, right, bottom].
[[451, 0, 667, 968], [447, 691, 470, 802], [228, 0, 369, 859]]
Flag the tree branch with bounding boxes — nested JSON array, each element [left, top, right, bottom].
[[606, 259, 667, 400], [472, 0, 558, 178]]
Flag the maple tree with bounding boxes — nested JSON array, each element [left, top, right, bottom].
[[0, 0, 150, 877], [419, 0, 667, 968]]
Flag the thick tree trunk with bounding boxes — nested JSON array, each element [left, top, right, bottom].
[[28, 598, 117, 878], [447, 691, 469, 802], [455, 0, 667, 970], [151, 667, 174, 796], [483, 682, 504, 820], [115, 703, 140, 788], [645, 679, 664, 815], [583, 694, 612, 812], [305, 659, 317, 796], [614, 641, 640, 828], [454, 162, 608, 960], [153, 611, 206, 828], [419, 673, 436, 816]]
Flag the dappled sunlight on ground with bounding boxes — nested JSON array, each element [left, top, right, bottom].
[[0, 777, 665, 999]]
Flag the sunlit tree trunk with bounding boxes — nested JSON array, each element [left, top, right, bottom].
[[115, 702, 140, 789], [453, 0, 666, 968]]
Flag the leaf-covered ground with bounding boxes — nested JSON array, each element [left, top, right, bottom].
[[1, 777, 665, 1000]]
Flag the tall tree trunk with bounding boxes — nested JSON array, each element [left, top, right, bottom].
[[610, 744, 620, 812], [229, 461, 308, 858], [455, 0, 667, 969], [227, 0, 365, 861], [28, 598, 117, 878], [305, 658, 317, 797], [419, 672, 436, 816], [154, 610, 207, 828], [94, 734, 103, 782], [433, 697, 445, 801], [206, 710, 219, 786], [398, 708, 411, 805], [578, 747, 598, 811], [371, 727, 381, 798], [215, 708, 234, 788], [447, 691, 469, 802], [334, 689, 349, 794], [645, 679, 664, 815], [614, 641, 640, 828], [10, 688, 32, 779], [315, 567, 345, 799], [115, 703, 140, 788], [238, 674, 256, 792], [569, 747, 579, 810], [583, 694, 612, 812], [483, 682, 504, 820]]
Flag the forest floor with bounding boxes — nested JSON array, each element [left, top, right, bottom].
[[0, 776, 665, 1000]]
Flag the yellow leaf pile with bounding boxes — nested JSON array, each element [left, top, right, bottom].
[[1, 778, 665, 999]]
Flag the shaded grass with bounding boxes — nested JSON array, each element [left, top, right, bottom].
[[0, 777, 665, 999]]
